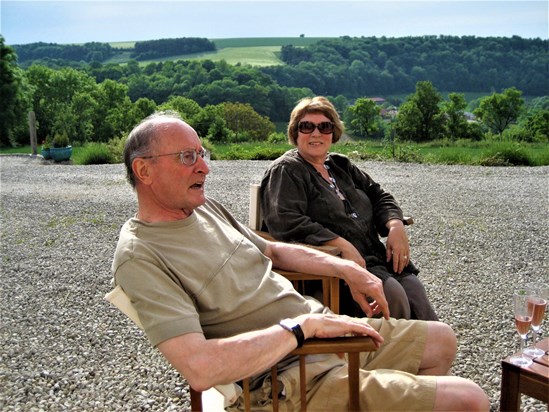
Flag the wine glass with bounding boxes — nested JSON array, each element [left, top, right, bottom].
[[509, 289, 534, 367], [523, 282, 548, 358]]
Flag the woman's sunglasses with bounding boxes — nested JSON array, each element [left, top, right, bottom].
[[298, 121, 335, 135]]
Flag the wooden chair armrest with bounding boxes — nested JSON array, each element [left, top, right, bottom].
[[292, 336, 377, 355], [403, 216, 414, 225]]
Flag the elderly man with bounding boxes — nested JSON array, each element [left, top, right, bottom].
[[111, 111, 489, 411]]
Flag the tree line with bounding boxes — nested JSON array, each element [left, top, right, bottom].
[[12, 41, 116, 65], [131, 37, 215, 60], [11, 37, 216, 65]]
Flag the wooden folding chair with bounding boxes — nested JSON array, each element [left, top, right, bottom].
[[249, 183, 341, 313], [105, 285, 377, 412]]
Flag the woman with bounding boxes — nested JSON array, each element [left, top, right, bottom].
[[260, 96, 437, 320]]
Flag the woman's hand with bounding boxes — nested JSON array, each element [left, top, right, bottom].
[[385, 219, 410, 274]]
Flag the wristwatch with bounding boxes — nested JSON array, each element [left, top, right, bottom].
[[279, 318, 305, 348]]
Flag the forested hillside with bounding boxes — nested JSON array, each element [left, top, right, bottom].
[[11, 35, 548, 98], [265, 36, 548, 96]]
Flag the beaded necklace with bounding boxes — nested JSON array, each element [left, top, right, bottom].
[[324, 163, 359, 219]]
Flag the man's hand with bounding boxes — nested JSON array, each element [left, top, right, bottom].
[[339, 261, 390, 319], [298, 313, 384, 348]]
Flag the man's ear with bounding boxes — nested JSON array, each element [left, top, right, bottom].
[[132, 158, 152, 185]]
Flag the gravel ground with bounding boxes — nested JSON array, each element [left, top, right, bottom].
[[1, 155, 548, 411]]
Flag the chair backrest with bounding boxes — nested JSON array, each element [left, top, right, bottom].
[[248, 183, 263, 231], [104, 285, 237, 411], [105, 285, 143, 329]]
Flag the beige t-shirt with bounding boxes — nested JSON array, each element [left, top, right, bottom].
[[112, 198, 324, 347]]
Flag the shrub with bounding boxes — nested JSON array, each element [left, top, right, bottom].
[[79, 143, 114, 165], [106, 135, 126, 163], [52, 132, 70, 148], [479, 143, 533, 166], [267, 132, 287, 144]]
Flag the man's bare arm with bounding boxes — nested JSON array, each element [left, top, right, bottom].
[[157, 313, 383, 391]]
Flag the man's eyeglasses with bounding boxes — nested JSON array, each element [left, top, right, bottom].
[[298, 121, 335, 135], [141, 148, 209, 166]]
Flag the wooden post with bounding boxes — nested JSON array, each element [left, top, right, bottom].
[[28, 111, 37, 155]]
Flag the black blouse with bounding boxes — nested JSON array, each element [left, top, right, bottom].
[[260, 149, 405, 269]]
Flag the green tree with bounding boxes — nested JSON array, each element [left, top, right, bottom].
[[159, 96, 202, 125], [394, 81, 444, 142], [344, 98, 381, 139], [441, 93, 469, 140], [193, 105, 230, 143], [516, 108, 549, 142], [26, 65, 98, 143], [474, 87, 524, 136], [94, 79, 135, 142], [221, 102, 275, 142], [0, 36, 32, 146]]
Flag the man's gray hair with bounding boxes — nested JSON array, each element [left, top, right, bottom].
[[124, 110, 182, 188]]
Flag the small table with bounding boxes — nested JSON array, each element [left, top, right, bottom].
[[500, 337, 549, 411]]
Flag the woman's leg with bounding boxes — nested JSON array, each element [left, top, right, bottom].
[[398, 274, 438, 320], [383, 277, 411, 319]]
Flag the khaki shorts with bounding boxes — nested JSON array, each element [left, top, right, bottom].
[[231, 318, 437, 411]]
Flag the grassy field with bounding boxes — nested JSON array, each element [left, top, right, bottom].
[[105, 37, 328, 66]]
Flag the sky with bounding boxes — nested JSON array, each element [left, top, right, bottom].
[[1, 0, 548, 45]]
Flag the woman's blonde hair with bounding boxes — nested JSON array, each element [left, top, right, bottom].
[[287, 96, 344, 145]]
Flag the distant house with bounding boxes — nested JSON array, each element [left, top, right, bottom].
[[368, 97, 386, 105], [380, 107, 398, 120], [464, 112, 477, 122]]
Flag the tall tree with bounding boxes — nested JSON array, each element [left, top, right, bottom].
[[474, 87, 524, 136], [344, 98, 382, 139], [394, 81, 444, 142], [0, 36, 31, 146], [441, 93, 469, 141]]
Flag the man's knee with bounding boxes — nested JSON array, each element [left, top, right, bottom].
[[422, 321, 457, 373], [434, 377, 490, 411]]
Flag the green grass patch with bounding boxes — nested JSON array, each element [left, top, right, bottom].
[[212, 37, 329, 49], [3, 141, 548, 166], [184, 46, 284, 66], [109, 41, 137, 49]]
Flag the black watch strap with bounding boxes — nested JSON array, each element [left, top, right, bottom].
[[279, 319, 305, 348]]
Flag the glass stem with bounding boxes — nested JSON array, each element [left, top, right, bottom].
[[519, 334, 525, 356], [532, 328, 538, 349]]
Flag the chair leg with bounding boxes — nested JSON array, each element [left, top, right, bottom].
[[243, 378, 251, 412], [271, 365, 279, 412], [299, 356, 307, 412], [330, 278, 340, 314], [190, 387, 203, 411], [348, 353, 360, 411]]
